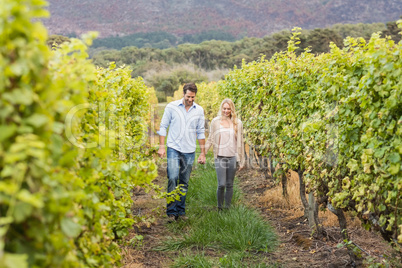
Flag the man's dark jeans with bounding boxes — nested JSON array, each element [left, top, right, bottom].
[[166, 147, 195, 216]]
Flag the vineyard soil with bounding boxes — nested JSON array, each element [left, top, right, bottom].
[[237, 169, 396, 267], [122, 166, 396, 267]]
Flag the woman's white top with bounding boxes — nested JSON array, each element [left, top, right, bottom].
[[217, 124, 237, 157]]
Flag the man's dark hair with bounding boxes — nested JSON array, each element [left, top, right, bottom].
[[183, 83, 197, 95]]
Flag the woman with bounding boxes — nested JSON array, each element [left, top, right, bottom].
[[205, 99, 245, 210]]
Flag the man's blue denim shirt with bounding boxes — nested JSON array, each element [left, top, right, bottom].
[[157, 98, 205, 153]]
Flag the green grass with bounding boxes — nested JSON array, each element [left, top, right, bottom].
[[187, 164, 241, 208], [171, 251, 281, 268], [171, 252, 214, 268], [156, 160, 279, 267]]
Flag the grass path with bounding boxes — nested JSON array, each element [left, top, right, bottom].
[[156, 161, 279, 267]]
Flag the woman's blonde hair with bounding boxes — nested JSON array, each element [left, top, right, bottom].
[[219, 98, 238, 137]]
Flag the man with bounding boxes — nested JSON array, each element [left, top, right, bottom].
[[157, 83, 206, 222]]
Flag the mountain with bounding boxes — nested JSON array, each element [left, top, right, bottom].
[[42, 0, 402, 38]]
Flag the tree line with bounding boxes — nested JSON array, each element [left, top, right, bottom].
[[90, 21, 400, 71], [48, 21, 401, 102], [91, 30, 237, 50]]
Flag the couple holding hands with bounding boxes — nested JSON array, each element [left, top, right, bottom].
[[157, 83, 245, 222]]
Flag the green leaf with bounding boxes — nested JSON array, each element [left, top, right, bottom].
[[59, 150, 78, 167], [336, 243, 344, 249], [388, 152, 401, 164], [374, 147, 386, 158], [2, 89, 34, 105], [13, 202, 33, 223], [17, 189, 44, 208], [0, 253, 28, 268], [385, 97, 397, 109], [0, 217, 14, 226], [388, 163, 400, 175], [17, 125, 34, 134], [31, 8, 50, 18], [25, 113, 48, 128], [60, 217, 82, 238], [9, 61, 28, 76], [0, 125, 17, 142], [378, 204, 386, 212], [0, 181, 19, 194], [347, 159, 359, 172]]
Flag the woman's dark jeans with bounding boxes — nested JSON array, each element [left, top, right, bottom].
[[214, 156, 236, 209]]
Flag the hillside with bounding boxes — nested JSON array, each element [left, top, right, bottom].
[[42, 0, 402, 38]]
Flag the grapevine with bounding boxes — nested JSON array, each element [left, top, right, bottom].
[[219, 25, 402, 245], [0, 1, 156, 267]]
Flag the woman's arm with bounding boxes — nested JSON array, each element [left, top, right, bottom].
[[238, 119, 246, 168], [205, 118, 216, 153]]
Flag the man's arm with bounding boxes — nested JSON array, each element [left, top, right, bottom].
[[157, 106, 171, 158], [158, 135, 166, 158]]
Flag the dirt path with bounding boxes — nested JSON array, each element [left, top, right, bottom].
[[236, 168, 397, 268], [121, 167, 173, 268], [121, 166, 397, 268]]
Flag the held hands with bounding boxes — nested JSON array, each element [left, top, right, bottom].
[[197, 153, 206, 164], [159, 146, 206, 164], [158, 146, 166, 158]]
